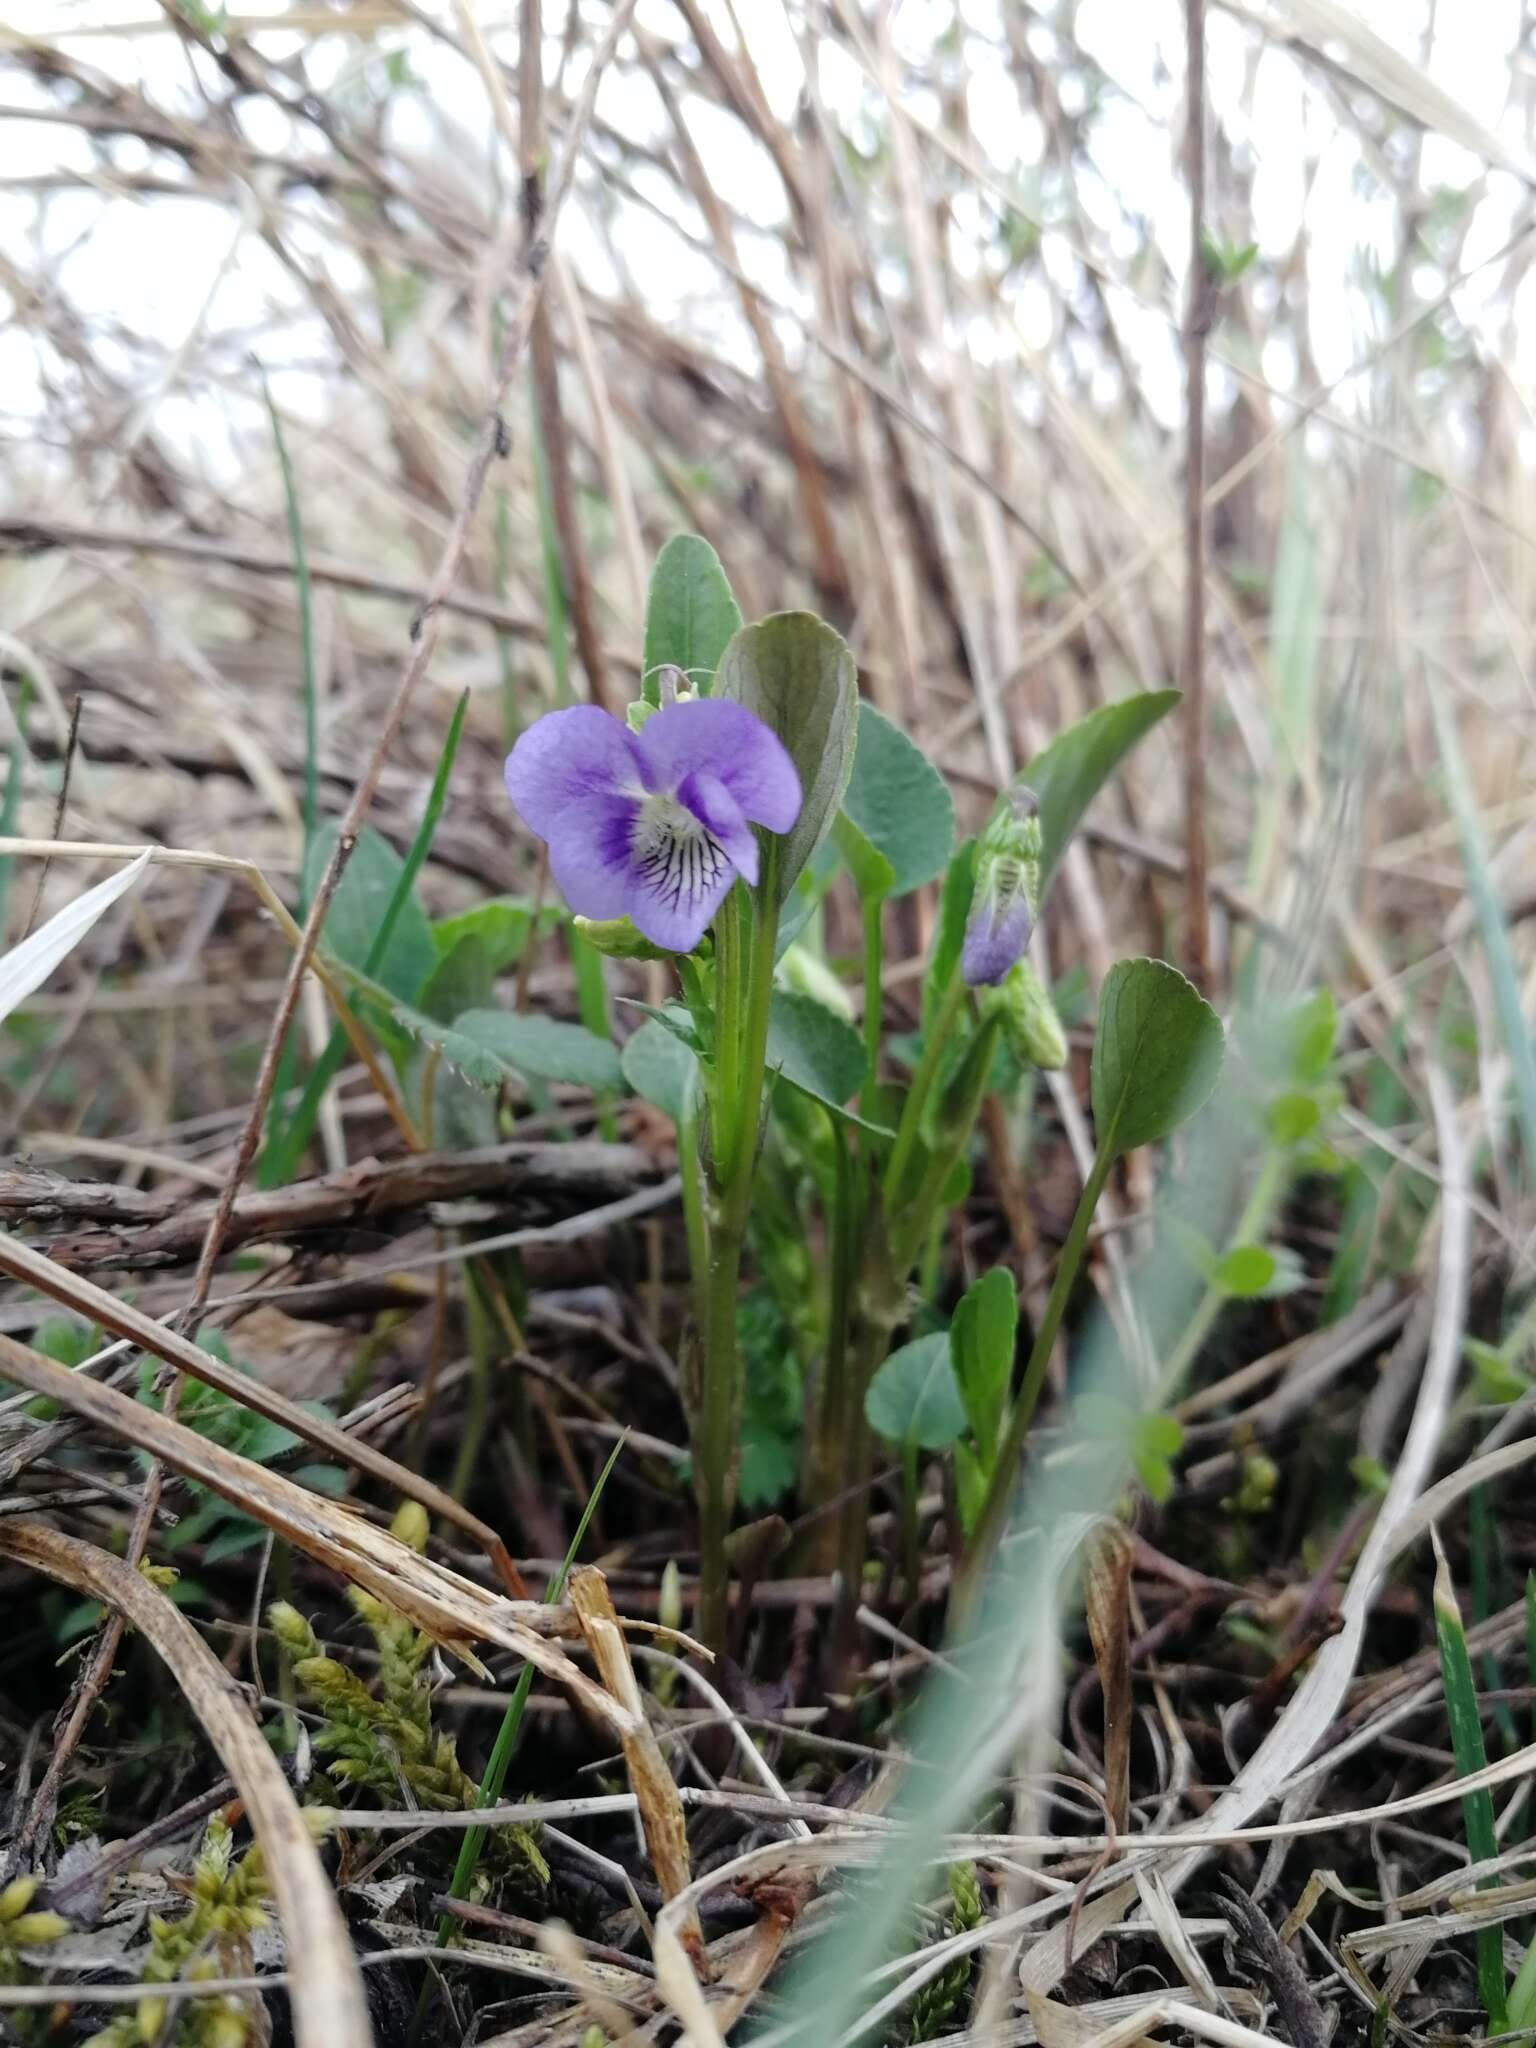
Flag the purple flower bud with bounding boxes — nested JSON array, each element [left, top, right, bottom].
[[962, 801, 1043, 987], [962, 862, 1035, 985], [505, 700, 801, 954]]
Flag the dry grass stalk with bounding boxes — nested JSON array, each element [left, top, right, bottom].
[[567, 1564, 706, 1974], [0, 1328, 652, 1733], [0, 1229, 529, 1594], [0, 1518, 373, 2048]]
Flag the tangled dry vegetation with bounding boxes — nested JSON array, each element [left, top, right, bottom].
[[4, 2, 1536, 2046]]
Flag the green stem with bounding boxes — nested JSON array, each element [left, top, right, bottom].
[[412, 1441, 625, 2041], [450, 1261, 498, 1505], [1434, 1544, 1510, 2033], [901, 1439, 921, 1606], [693, 868, 780, 1652], [1158, 1149, 1286, 1396], [805, 1117, 857, 1564], [860, 893, 884, 1124], [832, 1311, 889, 1656], [695, 1212, 747, 1652], [678, 1068, 711, 1337], [959, 1129, 1119, 1605], [884, 969, 968, 1208]]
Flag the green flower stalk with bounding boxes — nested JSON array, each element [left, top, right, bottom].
[[504, 689, 805, 1652]]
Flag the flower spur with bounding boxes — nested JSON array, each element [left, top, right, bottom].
[[505, 698, 801, 953]]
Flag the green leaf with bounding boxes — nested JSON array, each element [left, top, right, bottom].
[[716, 612, 858, 900], [338, 967, 625, 1095], [1213, 1244, 1277, 1298], [1018, 691, 1180, 894], [621, 1018, 699, 1123], [949, 1267, 1016, 1464], [840, 703, 955, 896], [1267, 1089, 1322, 1147], [304, 822, 435, 1003], [1465, 1336, 1529, 1406], [1245, 988, 1337, 1091], [924, 840, 977, 1029], [432, 899, 547, 973], [767, 988, 867, 1109], [419, 935, 495, 1024], [865, 1334, 968, 1450], [642, 534, 742, 702], [953, 1439, 987, 1535], [1090, 957, 1225, 1154], [447, 1008, 624, 1092], [833, 811, 896, 902], [740, 1428, 798, 1509]]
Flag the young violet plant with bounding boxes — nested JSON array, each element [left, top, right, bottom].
[[507, 545, 857, 1648], [479, 533, 1228, 1654]]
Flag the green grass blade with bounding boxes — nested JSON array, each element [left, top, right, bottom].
[[261, 690, 470, 1186], [1433, 1530, 1509, 2031], [262, 374, 320, 871], [1427, 672, 1536, 1187], [1470, 1484, 1518, 1751], [529, 381, 571, 708], [441, 1434, 626, 1925], [570, 921, 618, 1141]]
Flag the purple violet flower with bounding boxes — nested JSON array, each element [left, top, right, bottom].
[[505, 700, 801, 953]]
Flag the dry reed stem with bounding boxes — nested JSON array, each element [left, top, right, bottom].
[[0, 1518, 374, 2048]]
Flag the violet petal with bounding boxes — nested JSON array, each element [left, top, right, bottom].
[[962, 890, 1033, 987], [506, 706, 644, 841], [545, 795, 640, 920], [636, 699, 800, 832], [624, 812, 736, 952]]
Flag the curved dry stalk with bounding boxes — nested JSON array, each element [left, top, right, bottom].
[[0, 1518, 373, 2048], [1168, 1061, 1471, 1865], [0, 1327, 623, 1692], [0, 1233, 523, 1594], [0, 834, 422, 1150]]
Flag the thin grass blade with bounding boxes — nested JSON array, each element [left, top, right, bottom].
[[262, 690, 471, 1185]]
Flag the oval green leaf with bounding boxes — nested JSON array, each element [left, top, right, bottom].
[[767, 989, 867, 1108], [865, 1333, 968, 1450], [621, 1017, 699, 1123], [305, 822, 435, 1003], [950, 1267, 1017, 1463], [840, 702, 955, 897], [716, 612, 858, 900], [1090, 957, 1224, 1153], [642, 534, 742, 702], [452, 1008, 623, 1091]]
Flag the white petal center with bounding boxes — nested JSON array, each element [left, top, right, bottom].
[[632, 794, 730, 911]]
